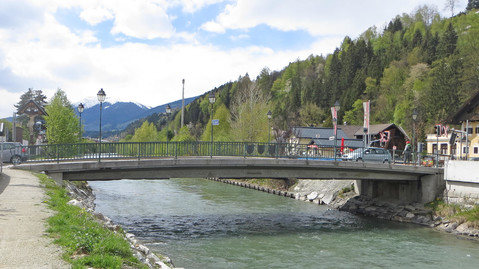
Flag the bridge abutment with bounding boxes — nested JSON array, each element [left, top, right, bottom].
[[357, 174, 444, 204]]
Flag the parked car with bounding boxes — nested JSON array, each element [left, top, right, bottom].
[[1, 142, 28, 164], [342, 147, 391, 163]]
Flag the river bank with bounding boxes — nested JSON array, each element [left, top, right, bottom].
[[62, 180, 174, 269], [216, 178, 479, 240]]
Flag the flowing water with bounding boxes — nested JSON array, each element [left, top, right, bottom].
[[89, 179, 479, 269]]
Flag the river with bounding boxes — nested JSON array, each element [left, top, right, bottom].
[[89, 179, 479, 269]]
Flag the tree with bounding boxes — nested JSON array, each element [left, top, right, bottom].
[[131, 121, 158, 142], [438, 23, 458, 57], [466, 0, 479, 10], [230, 82, 270, 142], [44, 89, 80, 144], [299, 103, 324, 127], [15, 88, 47, 110], [343, 99, 364, 126], [172, 126, 195, 142], [201, 104, 231, 142], [444, 0, 460, 16]]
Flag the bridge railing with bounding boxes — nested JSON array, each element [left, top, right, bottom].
[[14, 141, 448, 166], [19, 141, 347, 163]]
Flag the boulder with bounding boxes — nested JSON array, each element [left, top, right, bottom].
[[455, 223, 469, 234], [307, 192, 319, 201], [67, 199, 83, 207]]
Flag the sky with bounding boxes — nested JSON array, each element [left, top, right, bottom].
[[0, 0, 467, 118]]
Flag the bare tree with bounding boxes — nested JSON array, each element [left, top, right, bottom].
[[444, 0, 460, 17], [230, 79, 270, 142]]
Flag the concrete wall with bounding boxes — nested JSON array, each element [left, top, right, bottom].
[[445, 160, 479, 204], [358, 174, 444, 204], [358, 180, 420, 203]]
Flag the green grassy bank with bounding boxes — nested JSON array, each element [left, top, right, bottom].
[[37, 173, 148, 269], [427, 198, 479, 228]]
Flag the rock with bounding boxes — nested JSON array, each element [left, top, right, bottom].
[[137, 244, 150, 255], [67, 199, 83, 207], [456, 223, 469, 234], [307, 192, 319, 201], [322, 193, 336, 205], [364, 206, 378, 213], [444, 222, 459, 233], [404, 205, 416, 212], [406, 212, 415, 219]]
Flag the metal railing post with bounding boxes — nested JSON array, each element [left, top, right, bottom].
[[138, 143, 141, 161]]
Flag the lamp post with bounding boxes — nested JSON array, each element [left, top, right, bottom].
[[165, 104, 171, 142], [209, 92, 216, 158], [412, 109, 418, 165], [97, 89, 106, 162], [77, 103, 84, 142], [267, 110, 272, 144], [331, 100, 340, 161]]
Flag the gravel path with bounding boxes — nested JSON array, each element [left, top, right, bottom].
[[0, 167, 70, 269]]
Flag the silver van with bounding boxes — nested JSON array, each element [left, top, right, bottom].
[[1, 142, 28, 164], [342, 147, 391, 163]]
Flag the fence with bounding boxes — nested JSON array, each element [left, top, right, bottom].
[[8, 141, 450, 166]]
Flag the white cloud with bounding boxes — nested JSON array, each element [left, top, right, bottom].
[[179, 0, 229, 13], [201, 21, 226, 33], [0, 89, 20, 118], [202, 0, 465, 37], [80, 6, 114, 25], [110, 0, 175, 39]]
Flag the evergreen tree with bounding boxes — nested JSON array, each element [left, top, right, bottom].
[[466, 0, 479, 10], [438, 23, 458, 57]]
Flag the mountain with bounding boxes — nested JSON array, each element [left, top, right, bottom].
[[80, 96, 198, 137]]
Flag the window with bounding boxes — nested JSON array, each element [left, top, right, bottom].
[[475, 147, 478, 154], [476, 127, 479, 134], [440, 144, 448, 155], [433, 144, 438, 154], [451, 144, 457, 155]]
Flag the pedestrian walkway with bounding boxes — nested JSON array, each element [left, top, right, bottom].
[[0, 168, 69, 269]]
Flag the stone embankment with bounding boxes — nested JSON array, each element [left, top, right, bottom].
[[214, 178, 479, 240], [65, 181, 174, 269]]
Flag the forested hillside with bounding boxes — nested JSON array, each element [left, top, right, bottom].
[[125, 4, 479, 144]]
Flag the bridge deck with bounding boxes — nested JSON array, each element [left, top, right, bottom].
[[17, 157, 442, 182]]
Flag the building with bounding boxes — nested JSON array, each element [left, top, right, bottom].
[[428, 90, 479, 160], [289, 126, 363, 157]]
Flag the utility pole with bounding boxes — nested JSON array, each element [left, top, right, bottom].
[[181, 79, 185, 129]]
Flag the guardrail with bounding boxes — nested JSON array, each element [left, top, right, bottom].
[[7, 141, 449, 167]]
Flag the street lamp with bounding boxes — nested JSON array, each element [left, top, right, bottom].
[[267, 110, 272, 144], [209, 92, 216, 158], [97, 88, 106, 162], [77, 103, 84, 141], [331, 100, 340, 161], [412, 108, 418, 165], [165, 104, 171, 142]]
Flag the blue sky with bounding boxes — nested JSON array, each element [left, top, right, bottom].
[[0, 0, 468, 118]]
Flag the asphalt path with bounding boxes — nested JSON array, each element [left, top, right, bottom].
[[0, 167, 69, 268]]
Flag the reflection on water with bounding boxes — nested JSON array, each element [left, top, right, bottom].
[[90, 179, 479, 269]]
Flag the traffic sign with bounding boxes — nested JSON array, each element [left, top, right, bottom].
[[212, 119, 219, 126]]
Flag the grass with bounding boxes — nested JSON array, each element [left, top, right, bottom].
[[427, 198, 479, 228], [37, 173, 148, 269], [338, 185, 354, 198]]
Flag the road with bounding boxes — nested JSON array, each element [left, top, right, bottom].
[[0, 167, 69, 268]]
